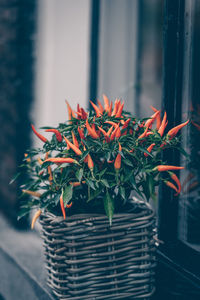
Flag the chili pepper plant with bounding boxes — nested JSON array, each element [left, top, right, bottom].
[[15, 96, 189, 227]]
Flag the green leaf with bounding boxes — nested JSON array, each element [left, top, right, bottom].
[[103, 190, 114, 226], [119, 186, 126, 200], [87, 188, 101, 202], [17, 207, 31, 220], [76, 168, 83, 182], [101, 179, 110, 188], [86, 179, 96, 190], [123, 159, 133, 167], [63, 185, 73, 206], [9, 172, 21, 185]]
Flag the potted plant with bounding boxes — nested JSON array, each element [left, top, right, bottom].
[[16, 95, 189, 299]]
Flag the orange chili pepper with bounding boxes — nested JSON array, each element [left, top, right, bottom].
[[60, 194, 66, 219], [164, 181, 179, 195], [105, 121, 118, 128], [144, 143, 155, 157], [85, 119, 99, 139], [90, 100, 102, 117], [48, 166, 53, 184], [114, 142, 122, 170], [64, 136, 82, 156], [145, 111, 160, 129], [108, 101, 113, 116], [138, 127, 148, 140], [150, 106, 161, 129], [87, 154, 94, 170], [98, 126, 110, 142], [97, 99, 104, 113], [22, 189, 41, 198], [103, 94, 110, 111], [107, 125, 114, 136], [111, 99, 120, 116], [45, 129, 63, 142], [115, 127, 121, 138], [31, 209, 42, 229], [155, 165, 184, 172], [31, 124, 47, 143], [158, 112, 167, 137], [115, 101, 124, 118], [66, 202, 73, 208], [71, 131, 79, 149], [24, 153, 31, 163], [44, 157, 77, 164], [78, 127, 85, 139], [167, 120, 189, 139], [169, 172, 181, 195], [65, 100, 76, 120], [37, 157, 43, 165], [70, 181, 86, 187], [110, 123, 120, 140]]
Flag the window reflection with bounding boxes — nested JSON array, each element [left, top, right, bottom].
[[178, 1, 200, 251]]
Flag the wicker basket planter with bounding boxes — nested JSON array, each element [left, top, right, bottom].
[[40, 205, 156, 300]]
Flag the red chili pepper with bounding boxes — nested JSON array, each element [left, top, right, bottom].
[[164, 181, 179, 195], [98, 126, 110, 142], [45, 129, 63, 142], [110, 123, 120, 140], [97, 99, 104, 113], [122, 118, 131, 129], [158, 112, 167, 137], [71, 131, 79, 149], [78, 127, 85, 139], [81, 108, 88, 120], [90, 100, 102, 117], [64, 136, 82, 156], [115, 101, 124, 118], [44, 157, 77, 164], [60, 194, 66, 219], [114, 142, 122, 170], [85, 119, 99, 139], [167, 120, 189, 139], [144, 143, 155, 157], [103, 94, 110, 111], [191, 120, 200, 131], [31, 124, 47, 143], [155, 165, 184, 172]]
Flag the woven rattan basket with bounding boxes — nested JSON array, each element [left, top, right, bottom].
[[40, 205, 156, 299]]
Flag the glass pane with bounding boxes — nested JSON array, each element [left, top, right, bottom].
[[97, 0, 163, 115], [178, 0, 200, 251]]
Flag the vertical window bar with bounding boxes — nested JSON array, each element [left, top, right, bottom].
[[134, 0, 144, 116], [158, 0, 185, 242], [88, 0, 100, 107]]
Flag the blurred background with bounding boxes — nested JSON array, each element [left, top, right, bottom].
[[0, 0, 199, 299]]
